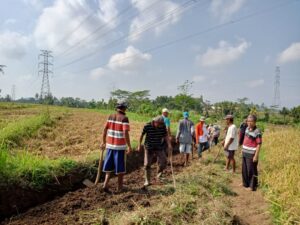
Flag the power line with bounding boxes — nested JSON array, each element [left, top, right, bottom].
[[69, 0, 298, 75], [55, 0, 153, 58], [39, 50, 53, 99], [56, 0, 206, 70], [52, 12, 94, 51]]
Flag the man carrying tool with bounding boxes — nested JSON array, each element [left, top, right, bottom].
[[138, 116, 172, 187], [101, 100, 132, 193], [176, 112, 195, 166], [222, 115, 238, 173]]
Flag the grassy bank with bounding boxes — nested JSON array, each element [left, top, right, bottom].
[[0, 113, 53, 147], [261, 126, 300, 224], [0, 147, 77, 188]]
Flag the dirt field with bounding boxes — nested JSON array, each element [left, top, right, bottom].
[[22, 110, 144, 161]]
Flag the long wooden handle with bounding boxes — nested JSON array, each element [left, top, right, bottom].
[[94, 148, 105, 185]]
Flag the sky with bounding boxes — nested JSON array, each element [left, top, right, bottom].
[[0, 0, 299, 108]]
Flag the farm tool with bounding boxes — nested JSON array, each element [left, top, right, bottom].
[[83, 146, 105, 187]]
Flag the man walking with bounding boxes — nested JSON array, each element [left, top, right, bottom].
[[101, 100, 132, 193], [162, 108, 171, 136], [138, 116, 172, 187], [223, 115, 238, 173], [242, 115, 262, 191], [176, 112, 195, 166], [195, 116, 210, 158]]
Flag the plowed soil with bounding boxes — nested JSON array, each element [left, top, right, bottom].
[[2, 153, 185, 225]]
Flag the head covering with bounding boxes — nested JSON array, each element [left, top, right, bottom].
[[183, 112, 189, 118], [116, 100, 128, 109], [224, 114, 234, 120], [200, 116, 205, 121], [162, 108, 169, 113], [153, 116, 164, 123]]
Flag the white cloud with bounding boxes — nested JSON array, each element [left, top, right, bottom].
[[196, 39, 251, 67], [0, 31, 30, 60], [89, 67, 108, 80], [277, 42, 300, 64], [108, 46, 152, 72], [129, 0, 181, 42], [210, 0, 245, 22], [247, 79, 264, 88], [192, 75, 206, 83], [34, 0, 118, 54]]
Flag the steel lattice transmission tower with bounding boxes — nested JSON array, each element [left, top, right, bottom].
[[38, 50, 53, 99], [11, 85, 16, 101], [273, 66, 280, 108]]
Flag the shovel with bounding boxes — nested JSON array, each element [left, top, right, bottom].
[[83, 146, 105, 187]]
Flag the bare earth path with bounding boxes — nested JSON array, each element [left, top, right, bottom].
[[229, 168, 272, 225]]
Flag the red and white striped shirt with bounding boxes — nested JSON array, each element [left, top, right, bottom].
[[105, 111, 130, 150]]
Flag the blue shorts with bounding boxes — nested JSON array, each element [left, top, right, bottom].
[[103, 149, 126, 174]]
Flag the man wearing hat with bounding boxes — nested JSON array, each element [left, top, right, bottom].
[[223, 115, 238, 173], [101, 100, 132, 193], [162, 108, 171, 136], [176, 112, 195, 166], [138, 116, 172, 186], [195, 116, 210, 158]]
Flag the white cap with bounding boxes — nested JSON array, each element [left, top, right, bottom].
[[162, 108, 169, 113]]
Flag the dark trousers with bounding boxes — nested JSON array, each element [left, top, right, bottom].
[[197, 142, 209, 157], [242, 156, 258, 191]]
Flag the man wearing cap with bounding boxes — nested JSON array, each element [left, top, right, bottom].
[[223, 115, 238, 173], [101, 100, 132, 193], [176, 112, 195, 166], [195, 116, 210, 158], [138, 116, 172, 186], [162, 108, 171, 136]]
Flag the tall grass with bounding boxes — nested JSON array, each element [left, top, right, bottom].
[[0, 147, 77, 188], [261, 126, 300, 224]]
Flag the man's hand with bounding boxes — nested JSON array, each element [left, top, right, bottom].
[[253, 155, 258, 162], [100, 143, 106, 150], [176, 138, 179, 144], [126, 146, 132, 155], [221, 140, 225, 147]]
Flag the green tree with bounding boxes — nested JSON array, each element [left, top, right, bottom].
[[279, 107, 290, 123]]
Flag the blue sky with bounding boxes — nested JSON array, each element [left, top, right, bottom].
[[0, 0, 299, 107]]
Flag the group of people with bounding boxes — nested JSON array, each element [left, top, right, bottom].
[[100, 100, 262, 193]]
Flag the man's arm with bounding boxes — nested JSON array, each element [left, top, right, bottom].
[[253, 144, 261, 162], [224, 138, 234, 150], [138, 133, 145, 152], [125, 130, 132, 153], [164, 135, 172, 149], [101, 127, 108, 149]]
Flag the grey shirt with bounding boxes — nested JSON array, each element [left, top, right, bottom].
[[176, 119, 195, 144]]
